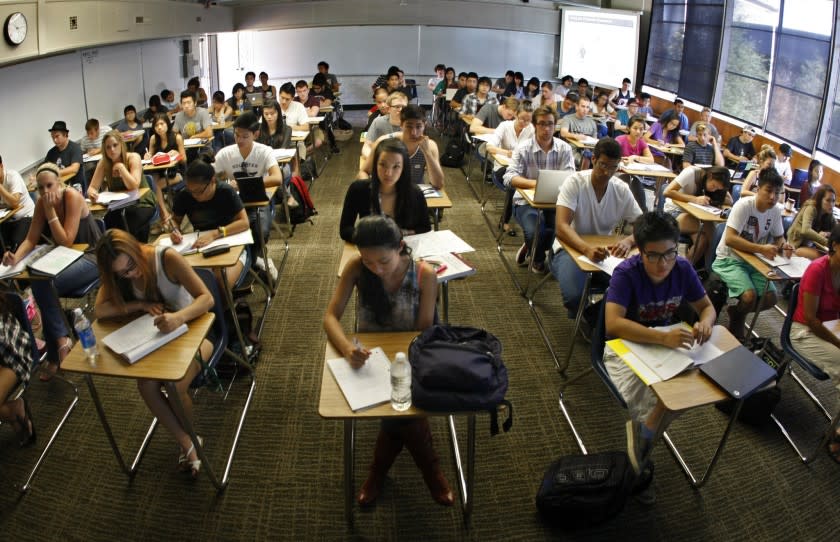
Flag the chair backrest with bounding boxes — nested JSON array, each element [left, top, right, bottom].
[[783, 215, 795, 236], [731, 183, 742, 203], [781, 282, 829, 380], [706, 222, 728, 274], [3, 291, 42, 371], [192, 267, 228, 376], [94, 218, 106, 234], [590, 291, 628, 409], [790, 168, 808, 190]]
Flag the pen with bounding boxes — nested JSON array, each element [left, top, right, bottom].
[[435, 264, 448, 275]]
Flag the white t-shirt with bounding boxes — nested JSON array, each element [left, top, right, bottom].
[[775, 158, 792, 182], [553, 170, 642, 252], [490, 120, 534, 154], [213, 142, 276, 179], [715, 196, 784, 261], [1, 168, 35, 219], [663, 166, 702, 214], [280, 100, 309, 129]]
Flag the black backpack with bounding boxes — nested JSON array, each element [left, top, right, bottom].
[[277, 175, 316, 226], [408, 325, 512, 435], [439, 136, 466, 168], [536, 451, 652, 528]]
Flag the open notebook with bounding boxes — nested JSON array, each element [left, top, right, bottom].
[[157, 229, 254, 256], [102, 313, 189, 364]]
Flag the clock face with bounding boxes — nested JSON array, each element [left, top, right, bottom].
[[5, 12, 27, 46]]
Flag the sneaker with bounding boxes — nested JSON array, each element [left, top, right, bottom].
[[531, 261, 546, 274], [515, 243, 529, 267], [266, 258, 278, 282], [287, 196, 300, 209], [625, 420, 651, 475], [254, 256, 266, 271]]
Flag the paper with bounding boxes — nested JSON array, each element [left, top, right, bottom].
[[83, 154, 103, 163], [306, 116, 326, 123], [91, 191, 130, 205], [471, 133, 496, 143], [578, 136, 598, 146], [577, 254, 624, 276], [421, 252, 476, 282], [418, 184, 441, 199], [776, 256, 811, 279], [0, 245, 51, 279], [102, 313, 189, 364], [292, 130, 308, 138], [271, 148, 296, 160], [157, 229, 254, 254], [687, 202, 722, 215], [183, 138, 206, 146], [0, 209, 9, 219], [620, 162, 670, 172], [327, 347, 392, 411], [28, 246, 84, 277], [404, 230, 474, 258], [158, 232, 200, 254]]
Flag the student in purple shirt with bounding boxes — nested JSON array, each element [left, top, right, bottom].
[[603, 211, 716, 488]]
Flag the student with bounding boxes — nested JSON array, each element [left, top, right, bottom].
[[80, 118, 104, 157], [722, 125, 757, 169], [116, 105, 143, 133], [469, 97, 518, 135], [143, 95, 165, 123], [295, 79, 321, 117], [461, 76, 497, 118], [93, 229, 214, 478], [531, 81, 558, 112], [451, 72, 477, 112], [244, 71, 257, 94], [609, 78, 634, 106], [688, 107, 720, 144], [525, 77, 540, 99], [258, 71, 276, 100], [427, 64, 445, 93], [173, 90, 213, 140], [790, 224, 840, 463], [493, 70, 514, 96], [323, 215, 452, 507], [559, 95, 599, 169], [257, 99, 296, 180], [0, 154, 35, 251], [616, 115, 654, 165], [213, 112, 283, 275], [775, 143, 793, 183], [209, 91, 233, 123], [711, 168, 790, 340], [433, 67, 457, 97], [740, 145, 778, 199], [551, 138, 642, 322], [227, 83, 252, 115], [557, 75, 574, 98], [575, 78, 593, 100], [605, 211, 716, 479], [681, 123, 724, 168], [361, 105, 444, 189], [170, 155, 250, 289], [800, 159, 824, 208], [311, 73, 336, 108], [590, 92, 615, 119], [636, 92, 654, 117], [661, 98, 689, 131], [504, 71, 525, 99], [340, 139, 430, 242], [186, 77, 208, 108], [366, 87, 390, 132], [486, 101, 534, 234], [88, 130, 157, 242], [362, 91, 407, 163], [504, 105, 576, 273], [614, 97, 641, 132], [316, 61, 340, 93], [789, 186, 836, 260], [277, 82, 310, 133], [44, 121, 85, 191], [160, 89, 179, 114], [146, 113, 186, 223], [662, 166, 733, 265], [372, 65, 400, 91], [3, 163, 101, 381], [0, 294, 35, 448], [557, 92, 578, 118], [644, 110, 684, 164]]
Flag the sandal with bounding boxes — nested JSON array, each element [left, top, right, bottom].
[[14, 396, 36, 448], [178, 435, 203, 478], [827, 431, 840, 464], [39, 338, 72, 382]]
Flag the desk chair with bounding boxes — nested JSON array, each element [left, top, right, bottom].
[[3, 290, 79, 493], [731, 183, 742, 204], [790, 169, 808, 190], [771, 283, 840, 463], [59, 219, 105, 315]]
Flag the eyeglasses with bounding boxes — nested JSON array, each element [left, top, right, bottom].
[[116, 256, 137, 279], [643, 249, 679, 264], [187, 182, 211, 197]]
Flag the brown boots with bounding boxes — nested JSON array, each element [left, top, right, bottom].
[[356, 419, 454, 507]]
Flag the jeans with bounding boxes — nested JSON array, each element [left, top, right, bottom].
[[512, 204, 554, 264], [105, 205, 156, 243], [32, 255, 99, 362], [247, 202, 274, 246]]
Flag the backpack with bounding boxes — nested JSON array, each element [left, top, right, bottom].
[[408, 325, 512, 435], [439, 135, 466, 168], [536, 452, 653, 528], [278, 175, 316, 226]]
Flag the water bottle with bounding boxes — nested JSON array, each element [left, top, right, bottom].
[[73, 308, 98, 364], [390, 352, 411, 411]]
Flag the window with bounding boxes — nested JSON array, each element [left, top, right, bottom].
[[643, 1, 724, 105], [818, 6, 840, 158]]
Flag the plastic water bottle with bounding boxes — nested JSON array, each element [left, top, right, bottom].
[[73, 308, 98, 364], [390, 352, 411, 411]]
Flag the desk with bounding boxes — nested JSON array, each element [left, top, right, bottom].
[[241, 185, 284, 330], [620, 164, 676, 209], [62, 313, 254, 491], [87, 187, 151, 213], [122, 130, 145, 151], [426, 190, 452, 231], [650, 326, 753, 487], [648, 141, 685, 158], [318, 331, 477, 526], [673, 200, 727, 263], [732, 247, 794, 338]]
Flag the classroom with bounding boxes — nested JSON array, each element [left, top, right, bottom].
[[1, 0, 840, 540]]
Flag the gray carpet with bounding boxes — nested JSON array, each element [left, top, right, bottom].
[[1, 111, 839, 541]]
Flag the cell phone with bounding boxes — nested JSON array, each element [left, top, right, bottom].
[[201, 244, 230, 258]]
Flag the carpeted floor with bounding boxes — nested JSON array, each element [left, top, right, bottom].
[[1, 111, 839, 541]]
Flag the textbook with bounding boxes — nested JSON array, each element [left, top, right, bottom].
[[607, 324, 725, 386], [158, 229, 254, 256], [27, 245, 85, 278], [327, 347, 393, 412], [756, 253, 811, 278], [418, 184, 442, 199], [102, 313, 189, 364], [422, 252, 476, 282], [0, 244, 51, 279], [577, 254, 624, 276], [404, 230, 474, 258]]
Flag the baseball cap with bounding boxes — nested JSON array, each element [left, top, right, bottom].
[[742, 125, 756, 135]]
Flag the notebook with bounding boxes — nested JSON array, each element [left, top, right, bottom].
[[237, 176, 270, 204], [700, 345, 777, 399], [102, 313, 189, 364], [27, 246, 85, 277], [327, 347, 393, 411], [533, 169, 573, 203]]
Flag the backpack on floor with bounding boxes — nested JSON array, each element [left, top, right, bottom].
[[278, 175, 316, 226], [440, 135, 466, 168], [408, 325, 512, 435]]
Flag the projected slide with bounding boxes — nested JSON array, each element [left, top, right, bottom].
[[559, 9, 639, 89]]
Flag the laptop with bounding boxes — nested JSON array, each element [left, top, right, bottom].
[[533, 169, 573, 204], [699, 345, 777, 399], [236, 176, 270, 204], [246, 92, 264, 107]]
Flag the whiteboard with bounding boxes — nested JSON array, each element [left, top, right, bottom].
[[0, 53, 86, 172], [558, 9, 639, 89], [81, 42, 145, 126], [141, 39, 184, 101]]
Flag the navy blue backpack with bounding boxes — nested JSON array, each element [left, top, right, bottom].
[[408, 325, 512, 435]]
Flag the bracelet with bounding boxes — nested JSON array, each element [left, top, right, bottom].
[[48, 216, 59, 224], [218, 226, 226, 238]]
